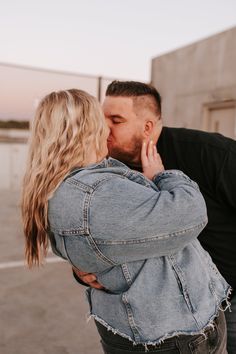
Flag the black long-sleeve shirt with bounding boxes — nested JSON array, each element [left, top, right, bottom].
[[158, 127, 236, 289]]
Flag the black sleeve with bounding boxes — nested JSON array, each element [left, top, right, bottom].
[[216, 144, 236, 209]]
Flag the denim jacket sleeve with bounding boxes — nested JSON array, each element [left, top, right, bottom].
[[64, 170, 208, 267]]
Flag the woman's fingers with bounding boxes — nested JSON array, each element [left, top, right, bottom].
[[153, 144, 158, 161], [141, 140, 165, 180], [148, 140, 154, 161], [142, 140, 155, 166], [141, 141, 148, 167]]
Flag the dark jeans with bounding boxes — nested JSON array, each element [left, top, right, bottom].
[[225, 292, 236, 354], [95, 310, 227, 354]]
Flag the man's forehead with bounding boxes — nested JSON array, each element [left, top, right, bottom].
[[102, 96, 134, 114]]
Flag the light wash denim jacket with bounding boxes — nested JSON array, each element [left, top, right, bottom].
[[48, 158, 230, 345]]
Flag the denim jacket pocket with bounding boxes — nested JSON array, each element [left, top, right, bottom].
[[168, 255, 196, 314]]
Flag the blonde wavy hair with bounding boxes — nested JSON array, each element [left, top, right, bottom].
[[22, 89, 108, 267]]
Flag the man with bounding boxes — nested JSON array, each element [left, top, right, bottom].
[[74, 80, 236, 353]]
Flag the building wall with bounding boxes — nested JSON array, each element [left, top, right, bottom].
[[0, 129, 29, 190], [151, 26, 236, 139], [0, 142, 28, 190]]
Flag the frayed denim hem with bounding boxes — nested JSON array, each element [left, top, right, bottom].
[[87, 286, 232, 352]]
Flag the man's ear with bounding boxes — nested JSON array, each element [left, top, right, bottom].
[[143, 120, 154, 138]]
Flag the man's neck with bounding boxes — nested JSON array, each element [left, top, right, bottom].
[[127, 162, 142, 172]]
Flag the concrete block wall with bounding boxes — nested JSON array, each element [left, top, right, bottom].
[[151, 26, 236, 135]]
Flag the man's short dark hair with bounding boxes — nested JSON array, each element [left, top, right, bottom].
[[106, 80, 161, 115]]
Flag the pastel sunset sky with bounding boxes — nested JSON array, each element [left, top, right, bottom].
[[1, 0, 236, 81]]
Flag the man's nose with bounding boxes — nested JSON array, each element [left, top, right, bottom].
[[106, 118, 112, 128], [107, 126, 111, 137]]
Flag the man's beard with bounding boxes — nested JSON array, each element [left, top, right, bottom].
[[108, 136, 142, 167]]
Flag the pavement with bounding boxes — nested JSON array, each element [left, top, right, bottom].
[[0, 189, 103, 354]]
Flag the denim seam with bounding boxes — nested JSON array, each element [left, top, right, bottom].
[[191, 243, 227, 309], [59, 178, 113, 236], [60, 232, 116, 268], [60, 235, 83, 269], [92, 177, 118, 189], [83, 178, 124, 266], [122, 294, 141, 342], [68, 175, 118, 192], [121, 264, 132, 286], [124, 170, 152, 187], [168, 255, 201, 329], [86, 234, 117, 266], [154, 170, 191, 180], [67, 184, 117, 267], [121, 169, 134, 178], [93, 221, 206, 245], [83, 191, 91, 233], [58, 228, 133, 267], [67, 178, 94, 192], [209, 281, 222, 308], [59, 229, 87, 236], [61, 235, 69, 260]]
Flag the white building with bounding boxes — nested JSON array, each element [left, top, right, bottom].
[[0, 129, 29, 190], [0, 63, 115, 190]]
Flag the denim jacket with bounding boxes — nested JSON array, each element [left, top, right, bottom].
[[48, 158, 230, 345]]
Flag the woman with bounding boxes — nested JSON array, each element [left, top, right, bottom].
[[22, 89, 230, 353]]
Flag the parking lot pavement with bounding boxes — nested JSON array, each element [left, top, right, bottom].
[[0, 190, 102, 354]]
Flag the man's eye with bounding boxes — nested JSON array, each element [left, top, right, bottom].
[[112, 119, 123, 124]]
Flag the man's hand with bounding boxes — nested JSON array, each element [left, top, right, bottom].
[[141, 140, 164, 180], [72, 267, 104, 289]]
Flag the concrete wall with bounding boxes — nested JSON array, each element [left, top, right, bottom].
[[151, 26, 236, 139]]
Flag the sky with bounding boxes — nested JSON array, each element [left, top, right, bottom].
[[0, 0, 236, 81]]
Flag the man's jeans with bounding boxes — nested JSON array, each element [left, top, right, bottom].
[[225, 293, 236, 354], [95, 310, 227, 354]]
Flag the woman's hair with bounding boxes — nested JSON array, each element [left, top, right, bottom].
[[22, 89, 107, 267]]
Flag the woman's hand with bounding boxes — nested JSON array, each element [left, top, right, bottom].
[[141, 140, 164, 180]]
